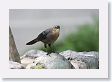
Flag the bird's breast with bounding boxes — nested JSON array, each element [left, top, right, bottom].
[[41, 29, 60, 44], [52, 29, 59, 39]]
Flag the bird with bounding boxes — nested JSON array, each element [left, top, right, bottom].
[[26, 25, 60, 52]]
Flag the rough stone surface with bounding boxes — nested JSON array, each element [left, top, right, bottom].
[[21, 58, 35, 67], [70, 60, 87, 69], [26, 62, 46, 69], [21, 50, 47, 66], [27, 53, 74, 69], [60, 50, 99, 69], [9, 61, 25, 69], [21, 50, 47, 59], [11, 50, 99, 69]]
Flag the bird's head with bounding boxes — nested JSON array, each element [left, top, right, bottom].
[[52, 25, 60, 34], [54, 25, 60, 29]]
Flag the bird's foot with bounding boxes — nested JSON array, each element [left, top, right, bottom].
[[46, 52, 51, 56], [52, 51, 59, 54], [46, 50, 59, 56]]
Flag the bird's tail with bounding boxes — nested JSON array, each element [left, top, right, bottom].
[[26, 38, 39, 45]]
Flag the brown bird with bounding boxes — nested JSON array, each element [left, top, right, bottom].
[[26, 25, 60, 51]]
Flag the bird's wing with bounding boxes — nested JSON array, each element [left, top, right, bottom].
[[37, 28, 52, 41]]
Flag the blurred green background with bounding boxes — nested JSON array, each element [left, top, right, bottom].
[[40, 17, 99, 52]]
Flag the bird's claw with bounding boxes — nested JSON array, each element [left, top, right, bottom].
[[46, 52, 51, 56]]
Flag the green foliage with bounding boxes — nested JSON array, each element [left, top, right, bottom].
[[32, 65, 46, 69], [40, 18, 99, 52]]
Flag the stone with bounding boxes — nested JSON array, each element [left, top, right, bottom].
[[21, 50, 47, 66], [60, 50, 99, 69], [70, 60, 87, 69], [21, 50, 47, 59], [21, 58, 35, 67], [20, 50, 99, 69], [9, 61, 25, 69], [26, 63, 46, 69], [27, 53, 74, 69]]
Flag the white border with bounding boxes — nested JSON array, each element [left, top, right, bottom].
[[0, 0, 108, 78]]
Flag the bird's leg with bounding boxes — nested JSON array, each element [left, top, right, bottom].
[[48, 44, 53, 52], [44, 44, 47, 48], [44, 44, 47, 52], [47, 44, 52, 55], [44, 44, 50, 56], [48, 44, 52, 51], [48, 44, 51, 48]]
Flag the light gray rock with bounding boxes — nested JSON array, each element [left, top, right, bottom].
[[21, 58, 35, 67], [26, 62, 46, 69], [21, 50, 47, 66], [70, 60, 87, 69], [21, 50, 99, 69], [27, 53, 74, 69], [9, 61, 25, 69], [60, 50, 98, 59], [60, 50, 99, 69], [21, 50, 47, 59]]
